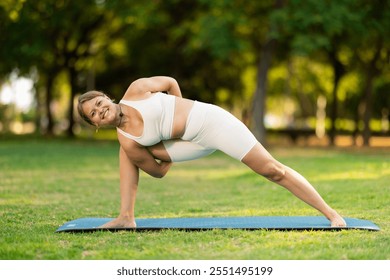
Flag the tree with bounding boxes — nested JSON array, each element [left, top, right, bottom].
[[95, 0, 249, 105], [351, 0, 390, 146], [2, 0, 388, 143], [1, 0, 124, 136], [270, 0, 367, 145]]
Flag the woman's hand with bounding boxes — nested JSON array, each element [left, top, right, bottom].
[[99, 215, 136, 229], [159, 161, 172, 176], [125, 76, 182, 98]]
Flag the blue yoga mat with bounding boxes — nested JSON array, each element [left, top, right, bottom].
[[56, 216, 380, 232]]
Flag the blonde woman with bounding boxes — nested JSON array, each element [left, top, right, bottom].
[[78, 76, 346, 228]]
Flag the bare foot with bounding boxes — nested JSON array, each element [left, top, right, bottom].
[[99, 216, 136, 229]]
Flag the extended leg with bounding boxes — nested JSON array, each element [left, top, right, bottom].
[[242, 143, 346, 227]]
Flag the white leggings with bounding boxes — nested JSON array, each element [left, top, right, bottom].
[[163, 101, 258, 162]]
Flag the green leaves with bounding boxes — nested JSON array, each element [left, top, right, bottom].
[[0, 0, 388, 140]]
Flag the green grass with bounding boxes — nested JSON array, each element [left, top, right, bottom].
[[0, 137, 389, 260]]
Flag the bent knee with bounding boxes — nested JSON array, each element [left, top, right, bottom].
[[261, 161, 286, 182]]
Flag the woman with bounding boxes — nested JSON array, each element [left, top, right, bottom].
[[78, 76, 346, 228]]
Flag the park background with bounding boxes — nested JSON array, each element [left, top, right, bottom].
[[1, 0, 389, 145], [0, 0, 389, 260]]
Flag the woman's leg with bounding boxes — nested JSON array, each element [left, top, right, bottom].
[[242, 143, 346, 227]]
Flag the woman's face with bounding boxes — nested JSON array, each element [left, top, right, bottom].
[[81, 95, 117, 127]]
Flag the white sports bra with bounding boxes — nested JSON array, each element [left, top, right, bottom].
[[116, 92, 176, 146]]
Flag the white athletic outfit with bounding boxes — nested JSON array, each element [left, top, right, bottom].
[[117, 92, 176, 146], [117, 92, 257, 162]]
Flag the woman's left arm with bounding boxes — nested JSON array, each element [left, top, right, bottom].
[[126, 76, 182, 98]]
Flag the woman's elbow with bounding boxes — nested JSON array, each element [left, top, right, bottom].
[[156, 166, 172, 178], [155, 168, 169, 178], [148, 169, 168, 178], [151, 172, 166, 179]]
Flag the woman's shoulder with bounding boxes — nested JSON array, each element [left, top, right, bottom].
[[118, 133, 138, 149], [118, 136, 151, 163]]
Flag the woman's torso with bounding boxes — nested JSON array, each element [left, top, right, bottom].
[[117, 92, 194, 146]]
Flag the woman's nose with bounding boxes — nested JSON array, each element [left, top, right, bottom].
[[99, 108, 104, 118]]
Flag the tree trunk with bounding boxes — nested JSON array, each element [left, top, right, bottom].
[[361, 74, 375, 146], [328, 50, 345, 146], [251, 38, 276, 144], [352, 106, 360, 146], [359, 43, 382, 146], [66, 67, 76, 138], [44, 73, 55, 136], [34, 82, 42, 134], [250, 0, 283, 145]]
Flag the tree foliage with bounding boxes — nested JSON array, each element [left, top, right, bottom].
[[0, 0, 389, 145]]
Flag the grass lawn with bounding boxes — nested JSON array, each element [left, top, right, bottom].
[[0, 137, 389, 260]]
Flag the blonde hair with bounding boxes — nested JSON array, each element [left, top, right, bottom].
[[77, 90, 107, 126]]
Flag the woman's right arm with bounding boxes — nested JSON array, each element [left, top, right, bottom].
[[100, 140, 172, 228], [100, 146, 139, 228]]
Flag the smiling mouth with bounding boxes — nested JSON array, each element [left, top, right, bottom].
[[102, 108, 108, 119]]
